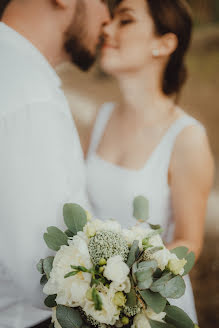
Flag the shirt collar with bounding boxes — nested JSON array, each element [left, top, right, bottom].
[[0, 22, 62, 88]]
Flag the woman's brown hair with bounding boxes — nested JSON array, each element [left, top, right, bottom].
[[114, 0, 193, 96], [146, 0, 193, 96]]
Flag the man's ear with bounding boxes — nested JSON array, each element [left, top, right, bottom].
[[55, 0, 75, 10], [159, 33, 178, 57]]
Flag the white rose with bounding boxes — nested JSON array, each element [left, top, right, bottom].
[[145, 307, 166, 322], [167, 258, 187, 275], [110, 277, 131, 294], [149, 234, 164, 248], [132, 309, 166, 328], [122, 227, 153, 250], [43, 234, 92, 307], [150, 248, 177, 271], [104, 255, 130, 284], [83, 219, 104, 237], [132, 313, 150, 328], [84, 219, 122, 238], [122, 229, 136, 247], [75, 231, 90, 245], [103, 220, 122, 233], [83, 286, 120, 325]]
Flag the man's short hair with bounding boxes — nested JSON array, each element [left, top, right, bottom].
[[0, 0, 11, 19]]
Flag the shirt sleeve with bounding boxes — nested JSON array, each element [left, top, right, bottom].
[[0, 101, 85, 308]]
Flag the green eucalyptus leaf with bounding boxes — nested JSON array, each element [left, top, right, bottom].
[[56, 305, 83, 328], [44, 226, 68, 251], [43, 256, 54, 279], [36, 259, 44, 274], [40, 274, 48, 286], [139, 290, 166, 314], [126, 288, 137, 307], [150, 273, 173, 293], [132, 261, 138, 284], [153, 268, 163, 279], [136, 268, 154, 282], [138, 260, 158, 271], [159, 276, 186, 299], [63, 203, 87, 235], [149, 319, 176, 328], [138, 276, 153, 290], [133, 196, 149, 221], [65, 229, 75, 237], [165, 305, 194, 328], [183, 252, 195, 276], [127, 240, 139, 268], [170, 247, 189, 260], [44, 294, 57, 308]]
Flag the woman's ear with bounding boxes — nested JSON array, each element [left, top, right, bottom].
[[159, 33, 178, 57]]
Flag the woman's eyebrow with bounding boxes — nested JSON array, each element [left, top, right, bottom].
[[116, 7, 134, 15]]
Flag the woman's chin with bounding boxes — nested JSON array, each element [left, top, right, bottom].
[[100, 59, 118, 76]]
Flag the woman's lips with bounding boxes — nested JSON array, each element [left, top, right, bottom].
[[102, 43, 117, 50]]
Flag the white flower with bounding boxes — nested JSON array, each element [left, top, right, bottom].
[[122, 227, 159, 250], [52, 308, 62, 328], [145, 307, 166, 322], [104, 255, 130, 284], [103, 220, 122, 233], [167, 258, 187, 275], [132, 309, 166, 328], [150, 248, 178, 271], [132, 313, 150, 328], [43, 234, 92, 307], [83, 219, 103, 237], [83, 219, 122, 238], [149, 234, 164, 248], [83, 286, 120, 325], [86, 211, 92, 221], [111, 277, 131, 294]]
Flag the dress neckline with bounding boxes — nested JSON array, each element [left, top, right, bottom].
[[94, 103, 187, 174]]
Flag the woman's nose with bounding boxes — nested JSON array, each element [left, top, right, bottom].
[[102, 20, 114, 39]]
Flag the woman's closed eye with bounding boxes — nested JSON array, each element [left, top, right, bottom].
[[120, 19, 134, 26]]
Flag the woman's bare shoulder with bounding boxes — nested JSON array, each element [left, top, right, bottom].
[[170, 113, 215, 186]]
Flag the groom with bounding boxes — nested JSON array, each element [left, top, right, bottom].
[[0, 1, 110, 327]]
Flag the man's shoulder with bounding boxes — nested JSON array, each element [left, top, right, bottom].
[[0, 40, 61, 117]]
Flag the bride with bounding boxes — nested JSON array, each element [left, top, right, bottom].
[[84, 0, 214, 323]]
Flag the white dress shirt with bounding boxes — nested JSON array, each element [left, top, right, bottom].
[[0, 22, 90, 328]]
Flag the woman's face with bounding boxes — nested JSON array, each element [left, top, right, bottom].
[[100, 0, 159, 75]]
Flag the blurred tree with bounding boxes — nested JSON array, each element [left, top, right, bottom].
[[213, 0, 219, 22], [188, 0, 219, 23]]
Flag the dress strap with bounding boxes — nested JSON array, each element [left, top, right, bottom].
[[152, 113, 206, 178], [87, 102, 115, 158], [163, 114, 205, 155]]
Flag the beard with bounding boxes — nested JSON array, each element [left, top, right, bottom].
[[64, 0, 97, 71], [65, 37, 96, 72]]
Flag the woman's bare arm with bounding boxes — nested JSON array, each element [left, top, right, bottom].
[[167, 125, 215, 260]]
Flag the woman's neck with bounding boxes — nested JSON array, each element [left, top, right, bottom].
[[117, 67, 175, 125]]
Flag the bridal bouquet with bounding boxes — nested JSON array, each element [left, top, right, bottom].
[[37, 197, 197, 328]]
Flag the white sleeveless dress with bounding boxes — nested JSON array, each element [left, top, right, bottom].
[[86, 102, 203, 323]]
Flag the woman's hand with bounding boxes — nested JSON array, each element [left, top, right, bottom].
[[168, 125, 214, 260]]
